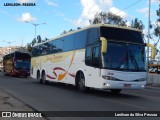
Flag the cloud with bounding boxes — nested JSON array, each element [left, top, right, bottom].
[[75, 0, 128, 27], [44, 0, 59, 7], [17, 13, 37, 22], [99, 0, 112, 10], [109, 7, 127, 18], [137, 7, 149, 17], [17, 0, 36, 3], [75, 0, 112, 27]]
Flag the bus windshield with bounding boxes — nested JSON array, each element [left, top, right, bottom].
[[15, 60, 30, 70], [103, 42, 145, 71]]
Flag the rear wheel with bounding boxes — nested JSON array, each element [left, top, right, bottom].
[[76, 72, 86, 92], [37, 71, 41, 83], [41, 71, 48, 84], [24, 76, 28, 78], [3, 71, 8, 76], [110, 89, 122, 94]]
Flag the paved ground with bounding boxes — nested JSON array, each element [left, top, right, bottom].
[[0, 72, 160, 120], [0, 88, 46, 120]]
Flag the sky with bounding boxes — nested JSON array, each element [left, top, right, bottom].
[[0, 0, 159, 47]]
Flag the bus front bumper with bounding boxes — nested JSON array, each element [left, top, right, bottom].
[[102, 80, 146, 90]]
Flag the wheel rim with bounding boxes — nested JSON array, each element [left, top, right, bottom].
[[77, 73, 86, 91], [79, 78, 85, 88]]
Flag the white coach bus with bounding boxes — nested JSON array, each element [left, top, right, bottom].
[[30, 24, 155, 93]]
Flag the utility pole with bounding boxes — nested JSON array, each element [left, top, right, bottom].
[[25, 21, 46, 44], [3, 40, 16, 53]]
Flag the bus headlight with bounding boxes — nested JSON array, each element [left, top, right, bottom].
[[102, 75, 117, 80], [137, 78, 146, 81]]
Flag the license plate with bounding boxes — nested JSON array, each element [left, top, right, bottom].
[[123, 84, 131, 88]]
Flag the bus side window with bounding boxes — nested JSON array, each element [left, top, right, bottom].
[[85, 46, 100, 68], [92, 46, 100, 67], [85, 47, 92, 66]]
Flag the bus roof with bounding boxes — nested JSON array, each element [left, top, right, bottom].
[[3, 51, 30, 59], [33, 24, 142, 47]]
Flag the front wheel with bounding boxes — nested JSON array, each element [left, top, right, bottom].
[[77, 72, 86, 92]]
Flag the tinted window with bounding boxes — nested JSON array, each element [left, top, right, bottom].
[[100, 26, 144, 44], [85, 45, 100, 68], [32, 46, 39, 57], [87, 28, 99, 46], [64, 35, 73, 51], [40, 43, 50, 55], [49, 38, 64, 53], [128, 45, 145, 71], [73, 30, 87, 49], [103, 42, 127, 70], [85, 47, 92, 65], [92, 46, 100, 67], [31, 30, 88, 57]]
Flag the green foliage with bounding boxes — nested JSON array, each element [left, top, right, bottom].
[[154, 4, 160, 37], [90, 12, 145, 31], [90, 12, 127, 27], [32, 38, 36, 46], [27, 43, 32, 53], [37, 35, 42, 43], [131, 18, 144, 31], [61, 27, 81, 35]]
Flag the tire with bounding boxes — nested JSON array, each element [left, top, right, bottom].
[[24, 76, 28, 78], [4, 71, 8, 76], [37, 71, 41, 84], [41, 71, 48, 84], [110, 89, 122, 94], [77, 72, 86, 92], [155, 70, 158, 74]]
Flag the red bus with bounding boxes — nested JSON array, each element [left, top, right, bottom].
[[3, 51, 31, 77]]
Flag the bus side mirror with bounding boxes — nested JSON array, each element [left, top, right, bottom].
[[100, 37, 107, 53], [145, 43, 156, 59]]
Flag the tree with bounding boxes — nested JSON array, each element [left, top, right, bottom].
[[26, 43, 32, 53], [32, 38, 36, 46], [149, 4, 160, 53], [61, 30, 67, 35], [90, 12, 127, 27], [131, 18, 144, 31], [77, 27, 81, 30], [154, 4, 160, 37], [37, 35, 42, 43], [90, 11, 145, 31], [45, 37, 49, 41]]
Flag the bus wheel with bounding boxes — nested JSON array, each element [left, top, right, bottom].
[[4, 71, 7, 76], [41, 71, 48, 85], [110, 89, 122, 94], [24, 76, 28, 78], [37, 71, 41, 84], [77, 72, 86, 92]]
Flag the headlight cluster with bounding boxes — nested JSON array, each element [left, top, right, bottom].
[[136, 78, 146, 81], [102, 75, 146, 82], [102, 75, 120, 81]]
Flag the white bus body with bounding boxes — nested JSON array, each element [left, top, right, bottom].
[[31, 24, 149, 93]]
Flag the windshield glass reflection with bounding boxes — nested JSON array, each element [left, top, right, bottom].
[[103, 42, 145, 71]]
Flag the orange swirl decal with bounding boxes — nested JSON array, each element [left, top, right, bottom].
[[47, 51, 76, 81]]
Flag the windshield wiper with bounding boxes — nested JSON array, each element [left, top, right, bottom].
[[129, 50, 140, 71]]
